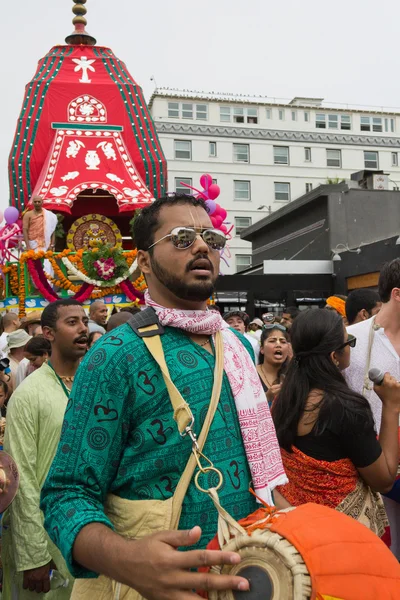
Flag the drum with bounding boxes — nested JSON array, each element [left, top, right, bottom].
[[203, 500, 400, 600]]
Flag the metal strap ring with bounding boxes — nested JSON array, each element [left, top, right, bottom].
[[194, 466, 224, 493]]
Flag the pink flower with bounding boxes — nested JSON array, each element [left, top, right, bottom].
[[94, 257, 116, 281]]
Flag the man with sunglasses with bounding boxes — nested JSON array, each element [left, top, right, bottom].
[[41, 194, 286, 600]]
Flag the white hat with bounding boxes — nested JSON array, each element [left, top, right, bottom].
[[4, 330, 32, 354], [250, 318, 263, 328]]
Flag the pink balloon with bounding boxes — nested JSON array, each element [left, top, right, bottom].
[[220, 224, 228, 234], [213, 215, 223, 228], [208, 184, 220, 200], [219, 207, 227, 222], [200, 174, 213, 190], [4, 207, 19, 225], [205, 200, 217, 215], [0, 210, 3, 224]]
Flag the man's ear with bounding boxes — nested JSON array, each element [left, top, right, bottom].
[[137, 250, 151, 275], [42, 326, 55, 343]]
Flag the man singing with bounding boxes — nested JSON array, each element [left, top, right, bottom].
[[41, 194, 286, 600]]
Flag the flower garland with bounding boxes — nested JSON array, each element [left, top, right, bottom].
[[15, 248, 143, 312], [62, 256, 138, 287], [1, 264, 19, 296]]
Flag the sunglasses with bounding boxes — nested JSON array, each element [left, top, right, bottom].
[[337, 334, 356, 351], [263, 323, 287, 332], [148, 227, 227, 251]]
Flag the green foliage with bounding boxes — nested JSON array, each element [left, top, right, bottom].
[[129, 209, 142, 245], [325, 177, 345, 185], [55, 213, 65, 239], [82, 243, 129, 285]]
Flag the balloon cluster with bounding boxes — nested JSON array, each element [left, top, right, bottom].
[[0, 207, 23, 264], [181, 174, 233, 237]]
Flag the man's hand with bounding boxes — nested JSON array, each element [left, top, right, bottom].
[[23, 560, 56, 594], [126, 526, 249, 600], [374, 373, 400, 413]]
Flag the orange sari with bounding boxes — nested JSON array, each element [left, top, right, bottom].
[[278, 446, 389, 540]]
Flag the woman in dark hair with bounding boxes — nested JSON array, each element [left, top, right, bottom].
[[87, 331, 103, 349], [272, 309, 400, 540], [257, 324, 290, 407]]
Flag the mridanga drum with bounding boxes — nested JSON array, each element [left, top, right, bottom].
[[202, 494, 400, 600]]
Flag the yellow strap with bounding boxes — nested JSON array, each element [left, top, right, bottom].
[[138, 325, 225, 526]]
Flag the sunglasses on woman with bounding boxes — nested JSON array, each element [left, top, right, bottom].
[[263, 324, 287, 332], [336, 334, 357, 351], [148, 227, 227, 251]]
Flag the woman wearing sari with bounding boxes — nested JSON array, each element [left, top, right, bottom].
[[272, 309, 400, 541]]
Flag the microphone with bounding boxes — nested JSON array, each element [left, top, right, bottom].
[[368, 368, 385, 385]]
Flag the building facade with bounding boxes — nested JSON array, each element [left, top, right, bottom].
[[149, 90, 400, 274]]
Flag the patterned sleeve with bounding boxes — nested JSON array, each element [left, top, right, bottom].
[[41, 335, 133, 578]]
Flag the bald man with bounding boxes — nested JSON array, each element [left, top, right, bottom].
[[88, 301, 108, 334], [23, 196, 57, 252], [0, 312, 21, 357], [106, 312, 133, 333]]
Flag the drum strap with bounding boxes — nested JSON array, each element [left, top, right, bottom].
[[130, 314, 224, 527]]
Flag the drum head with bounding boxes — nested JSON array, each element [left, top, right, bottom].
[[0, 451, 19, 512], [209, 530, 311, 600]]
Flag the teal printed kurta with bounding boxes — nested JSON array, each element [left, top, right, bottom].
[[41, 325, 258, 578], [2, 363, 74, 599]]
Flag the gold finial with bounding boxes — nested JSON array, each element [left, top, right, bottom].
[[65, 0, 97, 46]]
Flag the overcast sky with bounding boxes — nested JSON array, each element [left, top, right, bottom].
[[1, 0, 400, 212]]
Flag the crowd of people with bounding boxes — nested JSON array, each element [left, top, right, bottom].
[[0, 194, 398, 598]]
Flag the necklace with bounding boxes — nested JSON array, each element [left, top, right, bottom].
[[261, 364, 277, 388], [198, 337, 211, 347]]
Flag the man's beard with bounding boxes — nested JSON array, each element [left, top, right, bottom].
[[150, 254, 217, 302]]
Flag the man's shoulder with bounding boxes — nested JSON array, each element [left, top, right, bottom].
[[347, 317, 374, 337], [8, 366, 53, 410]]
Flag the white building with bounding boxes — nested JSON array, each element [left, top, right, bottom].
[[149, 90, 400, 274]]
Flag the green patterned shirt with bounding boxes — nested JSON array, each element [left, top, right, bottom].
[[41, 324, 258, 578]]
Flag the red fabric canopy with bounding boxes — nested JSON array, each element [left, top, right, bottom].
[[31, 128, 154, 214], [9, 45, 167, 213]]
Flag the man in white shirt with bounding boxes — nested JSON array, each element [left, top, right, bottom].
[[345, 259, 400, 559]]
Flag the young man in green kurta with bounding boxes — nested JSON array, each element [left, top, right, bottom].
[[41, 195, 281, 599], [2, 299, 89, 599]]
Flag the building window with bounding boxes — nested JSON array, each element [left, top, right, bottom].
[[341, 115, 351, 130], [220, 106, 231, 122], [182, 103, 193, 119], [364, 151, 379, 169], [196, 104, 208, 120], [168, 102, 180, 118], [326, 149, 342, 167], [385, 118, 395, 133], [247, 108, 258, 124], [233, 144, 250, 163], [392, 152, 398, 167], [304, 147, 312, 162], [328, 114, 338, 129], [304, 111, 310, 122], [212, 178, 218, 184], [305, 183, 313, 193], [316, 113, 326, 128], [174, 140, 192, 160], [234, 216, 252, 235], [361, 116, 383, 132], [236, 254, 252, 273], [291, 111, 297, 121], [234, 180, 251, 201], [273, 146, 289, 165], [274, 182, 290, 202], [233, 108, 245, 123], [175, 178, 192, 195], [278, 109, 285, 121], [266, 108, 272, 119], [209, 141, 217, 157]]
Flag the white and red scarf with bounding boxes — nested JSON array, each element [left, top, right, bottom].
[[145, 292, 288, 504]]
